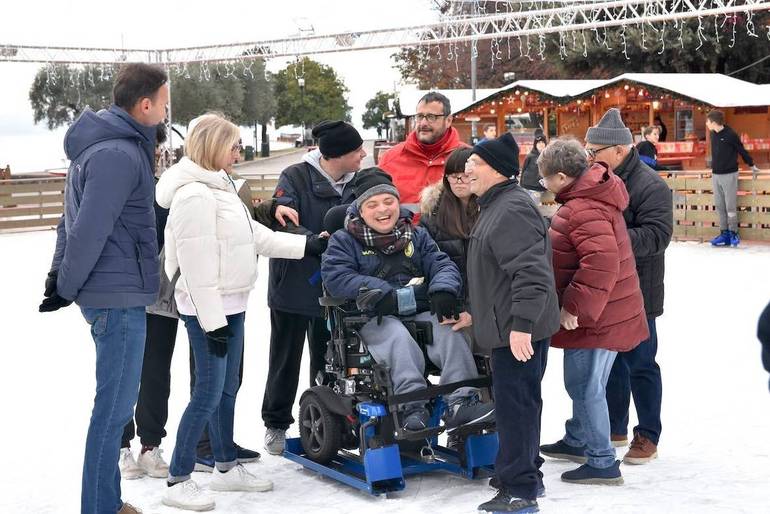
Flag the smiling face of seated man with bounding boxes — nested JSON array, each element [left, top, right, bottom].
[[360, 192, 400, 234]]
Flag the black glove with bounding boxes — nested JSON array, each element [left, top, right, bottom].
[[374, 290, 398, 325], [39, 269, 73, 312], [44, 270, 58, 297], [305, 234, 329, 257], [205, 326, 232, 358], [39, 292, 73, 313], [430, 291, 460, 322]]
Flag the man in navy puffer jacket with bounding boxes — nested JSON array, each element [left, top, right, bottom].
[[39, 63, 169, 514]]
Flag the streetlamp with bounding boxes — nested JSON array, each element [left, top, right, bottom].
[[298, 77, 306, 146]]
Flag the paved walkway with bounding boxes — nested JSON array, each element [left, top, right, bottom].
[[235, 141, 377, 177]]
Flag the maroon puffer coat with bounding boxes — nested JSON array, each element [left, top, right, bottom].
[[549, 162, 649, 351]]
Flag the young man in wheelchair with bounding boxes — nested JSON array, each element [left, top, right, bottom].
[[321, 167, 495, 432]]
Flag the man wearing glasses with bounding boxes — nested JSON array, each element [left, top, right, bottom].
[[583, 108, 673, 466], [379, 92, 467, 210]]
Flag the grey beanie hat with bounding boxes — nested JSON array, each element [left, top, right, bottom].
[[585, 108, 633, 146], [353, 167, 400, 209]]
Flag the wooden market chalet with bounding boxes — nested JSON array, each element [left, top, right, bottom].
[[397, 73, 770, 170]]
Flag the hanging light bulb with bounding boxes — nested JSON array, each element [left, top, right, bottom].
[[605, 91, 610, 99], [652, 100, 660, 110], [624, 84, 630, 90]]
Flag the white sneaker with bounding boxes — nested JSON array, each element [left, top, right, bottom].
[[210, 464, 273, 492], [119, 448, 145, 480], [162, 480, 215, 512], [137, 447, 169, 478], [264, 428, 286, 456]]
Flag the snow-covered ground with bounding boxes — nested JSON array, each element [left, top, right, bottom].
[[1, 230, 769, 514]]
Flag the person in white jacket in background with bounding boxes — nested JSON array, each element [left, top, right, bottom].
[[156, 113, 328, 511]]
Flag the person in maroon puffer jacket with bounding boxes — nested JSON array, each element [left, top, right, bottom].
[[536, 138, 649, 486]]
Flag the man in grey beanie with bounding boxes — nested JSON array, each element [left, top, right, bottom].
[[579, 108, 673, 465]]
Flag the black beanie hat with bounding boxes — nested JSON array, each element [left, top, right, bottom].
[[471, 132, 520, 178], [312, 120, 363, 158], [533, 128, 547, 145], [352, 167, 400, 209]]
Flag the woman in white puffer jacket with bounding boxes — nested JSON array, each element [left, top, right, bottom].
[[156, 114, 326, 511]]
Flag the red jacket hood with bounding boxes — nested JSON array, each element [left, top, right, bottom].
[[556, 162, 629, 212], [403, 127, 464, 158]]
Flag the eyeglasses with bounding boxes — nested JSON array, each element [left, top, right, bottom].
[[585, 144, 616, 160], [448, 173, 471, 184], [414, 113, 448, 123], [232, 141, 243, 152]]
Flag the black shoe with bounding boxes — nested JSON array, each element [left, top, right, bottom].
[[402, 407, 430, 431], [488, 477, 545, 498], [539, 439, 587, 464], [235, 444, 261, 463], [478, 489, 539, 513], [561, 460, 624, 485]]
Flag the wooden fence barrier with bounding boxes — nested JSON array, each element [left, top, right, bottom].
[[6, 171, 770, 244], [660, 170, 770, 242], [0, 177, 66, 230], [245, 175, 280, 203]]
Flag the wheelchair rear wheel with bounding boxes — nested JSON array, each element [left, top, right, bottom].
[[299, 391, 344, 464]]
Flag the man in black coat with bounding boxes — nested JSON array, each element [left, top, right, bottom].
[[262, 121, 364, 455], [465, 133, 560, 513], [584, 108, 673, 465]]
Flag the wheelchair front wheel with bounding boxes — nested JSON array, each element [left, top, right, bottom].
[[299, 391, 344, 464]]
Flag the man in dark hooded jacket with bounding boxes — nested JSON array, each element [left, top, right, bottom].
[[39, 63, 169, 514]]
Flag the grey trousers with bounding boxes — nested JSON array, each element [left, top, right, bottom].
[[358, 311, 478, 405], [712, 172, 739, 232]]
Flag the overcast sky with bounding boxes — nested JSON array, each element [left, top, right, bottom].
[[0, 0, 440, 172]]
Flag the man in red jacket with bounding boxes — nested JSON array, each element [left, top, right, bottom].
[[536, 138, 649, 486], [379, 92, 467, 209]]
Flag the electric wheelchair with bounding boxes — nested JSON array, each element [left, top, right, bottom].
[[283, 207, 499, 495]]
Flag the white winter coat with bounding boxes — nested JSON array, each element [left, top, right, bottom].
[[156, 157, 306, 332]]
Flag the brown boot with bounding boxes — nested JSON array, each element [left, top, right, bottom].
[[117, 502, 142, 514], [610, 434, 628, 448], [623, 434, 658, 464]]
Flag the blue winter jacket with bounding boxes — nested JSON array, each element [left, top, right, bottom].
[[321, 206, 461, 303], [50, 106, 159, 308]]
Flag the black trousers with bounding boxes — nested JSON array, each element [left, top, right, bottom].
[[261, 309, 329, 430], [192, 334, 246, 457], [122, 313, 179, 448], [121, 312, 245, 455], [491, 338, 549, 501]]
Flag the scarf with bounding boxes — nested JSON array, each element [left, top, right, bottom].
[[346, 215, 413, 255]]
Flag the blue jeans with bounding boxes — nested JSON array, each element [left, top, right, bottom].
[[169, 313, 245, 482], [606, 317, 663, 445], [80, 307, 146, 514], [563, 348, 617, 469]]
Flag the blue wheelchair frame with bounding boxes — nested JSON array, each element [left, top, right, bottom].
[[282, 297, 498, 495]]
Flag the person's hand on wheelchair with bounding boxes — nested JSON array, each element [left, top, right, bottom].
[[449, 311, 473, 331]]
